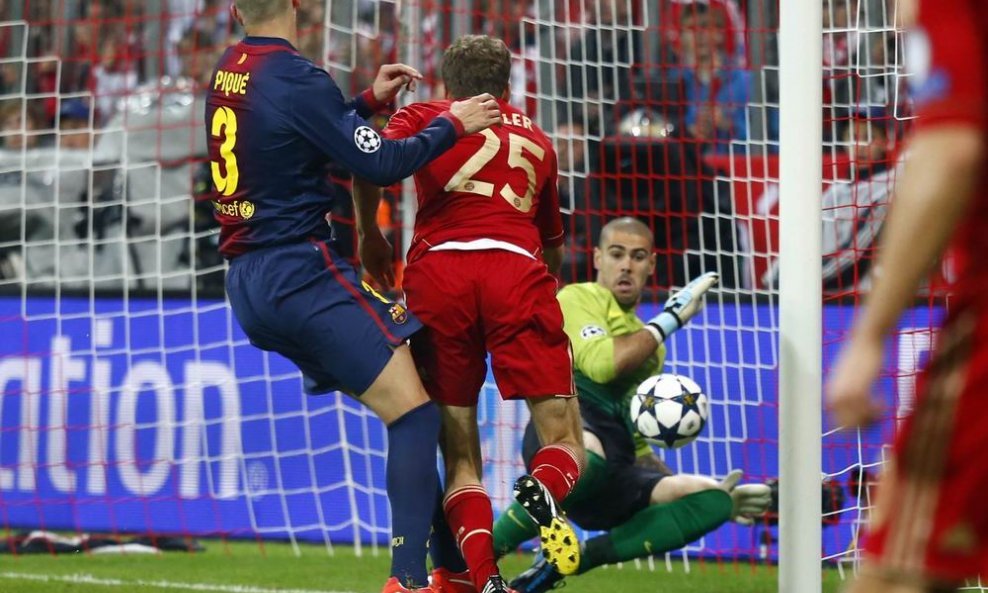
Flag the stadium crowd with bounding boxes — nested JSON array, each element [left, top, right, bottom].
[[0, 0, 905, 294]]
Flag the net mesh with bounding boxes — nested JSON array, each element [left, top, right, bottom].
[[817, 1, 981, 589], [0, 0, 968, 587]]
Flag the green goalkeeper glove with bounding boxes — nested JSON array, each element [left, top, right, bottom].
[[644, 271, 719, 342]]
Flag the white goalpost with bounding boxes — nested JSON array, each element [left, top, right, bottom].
[[779, 0, 823, 591]]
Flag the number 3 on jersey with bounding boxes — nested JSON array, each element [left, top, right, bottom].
[[445, 128, 545, 213], [211, 106, 240, 196]]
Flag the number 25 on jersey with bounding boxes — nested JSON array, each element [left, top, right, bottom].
[[445, 128, 545, 213], [211, 106, 240, 197]]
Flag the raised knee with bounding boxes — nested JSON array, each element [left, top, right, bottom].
[[583, 431, 605, 459]]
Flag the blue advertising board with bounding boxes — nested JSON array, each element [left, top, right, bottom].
[[0, 295, 943, 560]]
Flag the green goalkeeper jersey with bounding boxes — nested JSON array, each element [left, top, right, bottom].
[[557, 283, 666, 451]]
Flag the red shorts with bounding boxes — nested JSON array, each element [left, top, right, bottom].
[[402, 249, 575, 406], [862, 310, 988, 585]]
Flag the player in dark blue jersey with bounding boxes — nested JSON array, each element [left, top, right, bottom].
[[207, 3, 501, 593]]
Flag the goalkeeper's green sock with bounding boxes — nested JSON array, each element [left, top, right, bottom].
[[493, 450, 610, 557], [577, 488, 732, 574], [492, 499, 539, 558]]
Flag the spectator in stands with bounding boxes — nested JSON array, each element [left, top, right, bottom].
[[177, 27, 220, 88], [823, 0, 855, 67], [52, 0, 137, 122], [64, 0, 143, 123], [822, 0, 904, 140], [845, 107, 894, 180], [24, 0, 58, 59], [297, 0, 326, 63], [166, 0, 236, 77], [766, 108, 899, 291], [57, 99, 92, 151], [819, 109, 898, 292], [678, 5, 749, 148], [565, 0, 641, 132], [92, 29, 139, 123], [859, 29, 902, 112], [21, 0, 59, 114], [0, 101, 44, 151], [671, 2, 750, 154], [63, 17, 96, 95], [198, 0, 234, 45], [0, 63, 19, 98], [822, 0, 858, 138], [662, 0, 747, 69]]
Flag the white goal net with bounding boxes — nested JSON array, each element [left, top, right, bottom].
[[0, 1, 968, 588]]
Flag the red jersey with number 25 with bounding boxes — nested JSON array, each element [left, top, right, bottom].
[[381, 99, 564, 264]]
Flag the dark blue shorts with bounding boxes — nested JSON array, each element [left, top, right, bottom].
[[226, 239, 421, 395]]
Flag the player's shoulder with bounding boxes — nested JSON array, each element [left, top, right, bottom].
[[399, 100, 451, 118], [558, 283, 609, 307], [244, 48, 330, 87], [559, 282, 603, 297], [384, 100, 450, 138], [278, 52, 331, 81]]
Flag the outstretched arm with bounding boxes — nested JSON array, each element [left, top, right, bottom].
[[608, 331, 667, 379], [611, 272, 720, 377], [290, 63, 500, 187], [562, 273, 718, 383]]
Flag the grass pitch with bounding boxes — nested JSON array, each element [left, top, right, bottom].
[[0, 540, 846, 592]]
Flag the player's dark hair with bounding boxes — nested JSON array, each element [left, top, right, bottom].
[[234, 0, 291, 27], [441, 35, 511, 99]]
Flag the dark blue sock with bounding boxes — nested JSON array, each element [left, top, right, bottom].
[[429, 479, 468, 573], [386, 400, 441, 588]]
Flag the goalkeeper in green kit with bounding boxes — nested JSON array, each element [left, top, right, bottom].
[[492, 218, 771, 593]]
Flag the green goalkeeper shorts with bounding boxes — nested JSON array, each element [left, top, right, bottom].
[[521, 402, 671, 531]]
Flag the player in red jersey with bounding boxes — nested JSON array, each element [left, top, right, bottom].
[[827, 0, 988, 590], [355, 35, 585, 593]]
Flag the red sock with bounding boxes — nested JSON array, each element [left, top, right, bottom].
[[529, 444, 582, 503], [443, 486, 498, 591]]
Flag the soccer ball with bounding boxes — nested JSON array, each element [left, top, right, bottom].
[[630, 373, 709, 449]]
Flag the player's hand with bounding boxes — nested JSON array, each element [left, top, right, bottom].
[[450, 93, 502, 135], [719, 469, 772, 525], [372, 63, 423, 104], [646, 271, 719, 341], [825, 334, 884, 429], [358, 227, 396, 291]]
